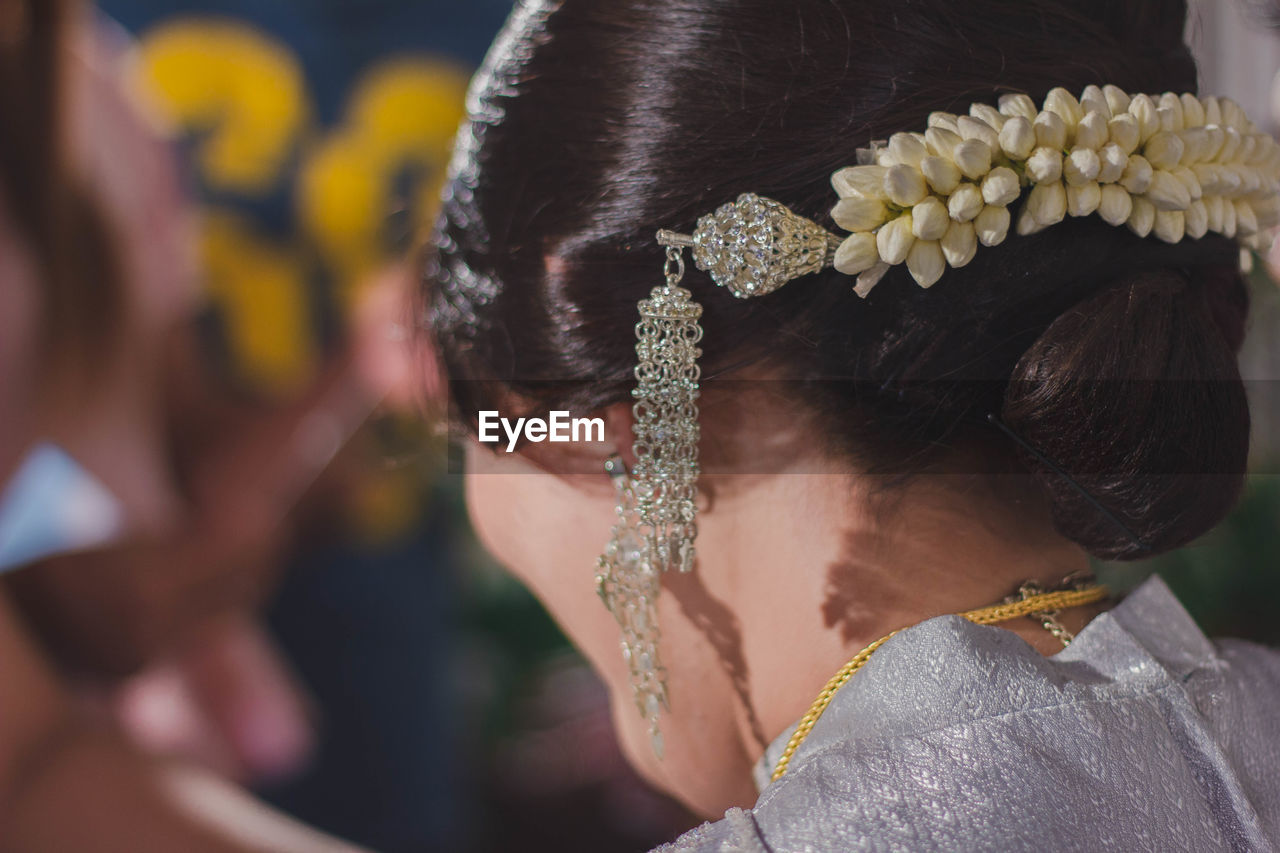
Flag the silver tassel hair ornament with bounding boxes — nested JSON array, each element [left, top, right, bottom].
[[596, 197, 839, 757]]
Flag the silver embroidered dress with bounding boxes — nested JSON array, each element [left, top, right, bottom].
[[656, 576, 1280, 852]]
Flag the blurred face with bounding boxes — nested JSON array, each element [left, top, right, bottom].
[[43, 24, 198, 534], [0, 197, 42, 483]]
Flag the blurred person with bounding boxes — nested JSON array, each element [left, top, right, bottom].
[[426, 1, 1280, 850], [0, 0, 388, 848]]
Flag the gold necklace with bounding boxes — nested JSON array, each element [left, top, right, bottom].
[[769, 581, 1110, 783]]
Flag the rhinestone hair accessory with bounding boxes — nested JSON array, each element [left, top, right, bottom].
[[631, 247, 703, 575], [660, 195, 841, 297], [595, 245, 703, 758], [595, 455, 670, 759]]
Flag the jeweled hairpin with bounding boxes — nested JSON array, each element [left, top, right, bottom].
[[658, 193, 841, 298]]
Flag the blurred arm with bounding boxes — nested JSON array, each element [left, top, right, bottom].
[[0, 591, 365, 853]]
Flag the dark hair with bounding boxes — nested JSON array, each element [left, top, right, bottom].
[[427, 0, 1251, 560]]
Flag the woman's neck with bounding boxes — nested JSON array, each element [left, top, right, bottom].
[[654, 461, 1093, 814]]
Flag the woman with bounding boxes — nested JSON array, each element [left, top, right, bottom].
[[427, 0, 1280, 849]]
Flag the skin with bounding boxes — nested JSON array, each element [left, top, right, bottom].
[[463, 389, 1104, 817]]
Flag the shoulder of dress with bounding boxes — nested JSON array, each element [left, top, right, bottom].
[[650, 808, 771, 853]]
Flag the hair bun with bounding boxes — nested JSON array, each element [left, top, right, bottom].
[[1001, 266, 1250, 560]]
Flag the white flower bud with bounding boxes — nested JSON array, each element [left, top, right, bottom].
[[1232, 164, 1261, 194], [832, 165, 890, 199], [981, 166, 1021, 206], [1216, 128, 1242, 163], [1192, 164, 1222, 195], [1231, 165, 1256, 194], [833, 232, 881, 275], [1126, 196, 1156, 237], [1097, 144, 1128, 183], [1254, 198, 1280, 230], [1026, 147, 1064, 184], [1202, 126, 1226, 161], [920, 155, 962, 195], [1128, 94, 1160, 143], [1033, 110, 1068, 150], [953, 139, 993, 180], [1064, 147, 1102, 185], [1143, 132, 1185, 170], [884, 164, 928, 207], [927, 112, 960, 133], [1016, 205, 1046, 236], [1247, 133, 1276, 165], [1204, 195, 1225, 233], [1120, 154, 1154, 194], [1080, 85, 1111, 119], [1236, 200, 1258, 236], [1107, 114, 1141, 155], [1044, 87, 1083, 131], [1179, 128, 1209, 164], [1203, 96, 1223, 127], [832, 196, 890, 232], [1026, 181, 1067, 227], [925, 127, 962, 161], [1180, 94, 1206, 128], [912, 197, 950, 240], [1221, 197, 1237, 237], [940, 220, 977, 268], [876, 214, 915, 265], [975, 204, 1011, 246], [1103, 85, 1131, 116], [1220, 98, 1247, 130], [998, 94, 1037, 121], [947, 183, 984, 222], [1075, 111, 1109, 151], [1067, 181, 1101, 217], [957, 116, 999, 150], [1211, 165, 1241, 195], [1237, 135, 1258, 166], [998, 116, 1036, 160], [1146, 170, 1191, 211], [888, 132, 928, 167], [969, 104, 1007, 131], [1153, 209, 1185, 243], [1171, 166, 1202, 201], [906, 239, 946, 287], [1159, 92, 1185, 129], [1098, 184, 1133, 225], [853, 262, 891, 298], [1185, 199, 1209, 239]]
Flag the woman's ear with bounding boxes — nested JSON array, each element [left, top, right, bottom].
[[602, 402, 638, 470], [511, 400, 636, 477]]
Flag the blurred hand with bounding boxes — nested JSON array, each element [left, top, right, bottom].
[[4, 332, 376, 674], [110, 614, 314, 784]]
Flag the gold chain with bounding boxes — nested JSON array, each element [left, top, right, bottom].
[[769, 583, 1110, 782]]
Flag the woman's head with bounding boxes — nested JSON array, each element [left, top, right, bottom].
[[426, 0, 1252, 802]]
